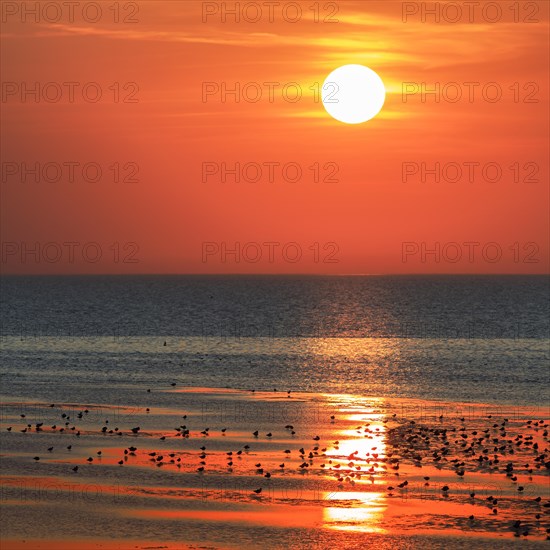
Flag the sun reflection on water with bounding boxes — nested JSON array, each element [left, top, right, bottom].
[[323, 491, 387, 533], [320, 399, 389, 532], [323, 407, 388, 480]]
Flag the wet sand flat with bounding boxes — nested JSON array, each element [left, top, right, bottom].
[[1, 388, 549, 548]]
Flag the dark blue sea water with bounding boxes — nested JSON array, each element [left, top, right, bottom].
[[1, 275, 549, 407]]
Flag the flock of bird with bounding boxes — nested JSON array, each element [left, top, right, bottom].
[[385, 413, 550, 537], [4, 390, 550, 540]]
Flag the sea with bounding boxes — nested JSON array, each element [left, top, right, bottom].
[[1, 275, 548, 409]]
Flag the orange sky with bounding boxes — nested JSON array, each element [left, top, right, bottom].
[[1, 0, 549, 274]]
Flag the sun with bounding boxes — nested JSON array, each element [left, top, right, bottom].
[[322, 65, 386, 124]]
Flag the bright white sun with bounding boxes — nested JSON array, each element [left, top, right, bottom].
[[322, 65, 386, 124]]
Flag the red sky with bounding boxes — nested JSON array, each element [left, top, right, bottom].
[[1, 0, 549, 274]]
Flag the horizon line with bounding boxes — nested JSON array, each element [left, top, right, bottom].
[[1, 272, 549, 277]]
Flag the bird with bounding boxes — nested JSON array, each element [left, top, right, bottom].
[[72, 466, 78, 472], [131, 427, 140, 434], [253, 488, 262, 494], [33, 456, 40, 461]]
